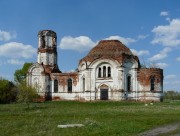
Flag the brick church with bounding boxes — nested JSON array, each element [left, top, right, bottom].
[[27, 30, 163, 102]]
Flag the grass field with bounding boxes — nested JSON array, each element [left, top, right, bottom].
[[0, 101, 180, 136]]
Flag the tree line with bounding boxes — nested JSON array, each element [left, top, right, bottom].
[[163, 91, 180, 100], [0, 63, 38, 108]]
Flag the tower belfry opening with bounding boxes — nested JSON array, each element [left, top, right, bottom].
[[37, 30, 57, 66]]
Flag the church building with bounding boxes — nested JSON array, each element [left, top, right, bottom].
[[27, 30, 163, 102]]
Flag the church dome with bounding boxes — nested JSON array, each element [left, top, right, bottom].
[[80, 40, 133, 63]]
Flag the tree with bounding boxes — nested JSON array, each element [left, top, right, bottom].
[[16, 82, 38, 109], [0, 77, 17, 104], [164, 91, 180, 100], [14, 62, 33, 83]]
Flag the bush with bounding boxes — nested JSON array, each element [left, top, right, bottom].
[[0, 77, 17, 104], [16, 82, 38, 109]]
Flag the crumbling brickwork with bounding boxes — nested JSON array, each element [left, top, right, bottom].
[[27, 30, 163, 102], [137, 68, 163, 90]]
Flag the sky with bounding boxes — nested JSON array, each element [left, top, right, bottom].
[[0, 0, 180, 91]]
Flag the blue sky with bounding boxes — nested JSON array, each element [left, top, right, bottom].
[[0, 0, 180, 91]]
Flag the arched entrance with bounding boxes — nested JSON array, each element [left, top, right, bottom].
[[100, 84, 109, 100]]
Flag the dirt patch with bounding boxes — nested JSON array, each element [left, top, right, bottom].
[[138, 122, 180, 136]]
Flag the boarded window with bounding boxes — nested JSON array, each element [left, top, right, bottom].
[[54, 79, 58, 93], [68, 79, 72, 93]]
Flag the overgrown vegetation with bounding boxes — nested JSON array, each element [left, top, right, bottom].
[[0, 62, 38, 106], [0, 101, 179, 136], [0, 77, 17, 104], [14, 62, 32, 83], [16, 82, 38, 109]]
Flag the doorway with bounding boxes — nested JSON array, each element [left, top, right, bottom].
[[100, 84, 109, 100]]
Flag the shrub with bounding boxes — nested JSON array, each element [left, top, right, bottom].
[[16, 82, 38, 109], [0, 77, 17, 104]]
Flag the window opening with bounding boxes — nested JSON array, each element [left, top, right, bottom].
[[108, 67, 111, 77], [68, 79, 72, 93], [54, 79, 58, 93], [150, 76, 155, 91], [103, 66, 106, 78], [127, 75, 131, 92], [83, 78, 85, 92], [98, 67, 101, 78]]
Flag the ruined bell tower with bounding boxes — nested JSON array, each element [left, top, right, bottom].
[[37, 30, 57, 66]]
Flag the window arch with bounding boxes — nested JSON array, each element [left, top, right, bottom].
[[127, 75, 131, 92], [98, 67, 101, 78], [67, 78, 72, 93], [108, 66, 111, 77], [150, 76, 155, 91], [103, 66, 106, 78], [54, 79, 58, 93]]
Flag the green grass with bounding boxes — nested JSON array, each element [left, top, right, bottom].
[[0, 101, 180, 136]]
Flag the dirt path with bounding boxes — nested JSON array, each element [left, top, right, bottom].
[[138, 123, 180, 136]]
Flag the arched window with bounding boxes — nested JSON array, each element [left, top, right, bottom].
[[98, 67, 101, 78], [127, 75, 131, 92], [103, 66, 106, 78], [108, 67, 111, 77], [83, 77, 85, 92], [54, 79, 58, 93], [68, 79, 72, 93], [150, 76, 155, 91], [41, 36, 45, 48]]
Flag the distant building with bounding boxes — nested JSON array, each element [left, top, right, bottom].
[[27, 30, 163, 102]]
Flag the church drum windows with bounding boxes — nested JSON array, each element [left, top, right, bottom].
[[67, 78, 72, 93], [97, 65, 111, 79]]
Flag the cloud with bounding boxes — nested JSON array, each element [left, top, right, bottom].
[[165, 75, 177, 79], [166, 17, 171, 22], [176, 57, 180, 61], [59, 36, 96, 52], [137, 34, 149, 40], [0, 30, 16, 41], [148, 47, 171, 61], [7, 59, 24, 65], [151, 19, 180, 46], [154, 62, 168, 68], [105, 35, 136, 45], [130, 49, 149, 56], [0, 42, 36, 59], [160, 11, 169, 16], [59, 35, 137, 52]]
